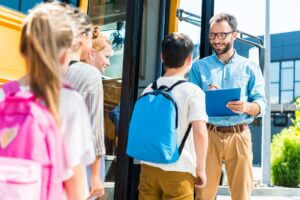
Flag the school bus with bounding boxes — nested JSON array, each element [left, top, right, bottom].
[[0, 0, 265, 199]]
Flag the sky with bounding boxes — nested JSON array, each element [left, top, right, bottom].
[[178, 0, 300, 42]]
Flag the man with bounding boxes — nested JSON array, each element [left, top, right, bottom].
[[190, 13, 266, 200]]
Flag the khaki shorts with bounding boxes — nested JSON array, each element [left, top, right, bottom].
[[138, 164, 195, 200]]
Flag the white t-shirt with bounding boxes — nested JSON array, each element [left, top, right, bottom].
[[59, 88, 95, 179], [0, 87, 95, 180], [141, 76, 208, 177]]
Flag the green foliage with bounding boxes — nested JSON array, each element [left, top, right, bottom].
[[271, 98, 300, 187]]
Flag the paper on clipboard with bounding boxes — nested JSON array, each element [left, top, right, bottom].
[[205, 88, 241, 116]]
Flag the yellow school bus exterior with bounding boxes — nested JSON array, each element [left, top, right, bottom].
[[0, 6, 26, 85], [0, 0, 90, 85]]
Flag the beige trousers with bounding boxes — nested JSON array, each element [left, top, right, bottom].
[[195, 129, 253, 200]]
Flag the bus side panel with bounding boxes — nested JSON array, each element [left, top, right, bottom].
[[0, 6, 26, 85], [168, 0, 180, 33]]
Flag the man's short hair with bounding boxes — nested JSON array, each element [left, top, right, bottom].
[[161, 33, 194, 68], [210, 13, 238, 31]]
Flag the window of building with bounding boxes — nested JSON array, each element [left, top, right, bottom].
[[269, 60, 300, 103], [296, 60, 300, 81], [272, 112, 288, 127], [281, 61, 294, 68], [270, 62, 280, 83], [281, 91, 294, 103], [270, 83, 279, 104], [281, 67, 294, 90], [295, 82, 300, 99]]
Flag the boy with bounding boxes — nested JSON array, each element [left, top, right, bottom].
[[138, 33, 208, 200]]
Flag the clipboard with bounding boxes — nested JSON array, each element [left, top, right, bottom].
[[205, 88, 241, 116]]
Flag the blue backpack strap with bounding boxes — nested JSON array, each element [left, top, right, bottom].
[[167, 80, 187, 92], [167, 79, 190, 155], [178, 123, 192, 155], [152, 79, 186, 91], [151, 80, 158, 90]]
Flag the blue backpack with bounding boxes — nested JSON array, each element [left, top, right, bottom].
[[126, 80, 192, 163]]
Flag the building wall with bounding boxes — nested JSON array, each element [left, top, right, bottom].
[[235, 31, 300, 165], [250, 117, 294, 165], [235, 31, 300, 61]]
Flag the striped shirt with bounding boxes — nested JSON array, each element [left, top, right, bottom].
[[65, 61, 105, 156]]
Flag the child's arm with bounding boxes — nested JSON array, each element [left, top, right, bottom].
[[64, 165, 89, 200], [192, 120, 208, 188]]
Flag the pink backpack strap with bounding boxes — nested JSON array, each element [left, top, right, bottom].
[[2, 81, 20, 96]]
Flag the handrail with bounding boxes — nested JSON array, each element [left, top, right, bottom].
[[236, 37, 264, 50], [176, 9, 201, 27], [237, 30, 263, 45]]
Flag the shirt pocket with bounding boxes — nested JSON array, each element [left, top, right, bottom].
[[232, 75, 250, 96]]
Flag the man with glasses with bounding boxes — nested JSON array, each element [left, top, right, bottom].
[[190, 13, 266, 200]]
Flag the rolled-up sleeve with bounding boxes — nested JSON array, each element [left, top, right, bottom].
[[248, 62, 267, 117]]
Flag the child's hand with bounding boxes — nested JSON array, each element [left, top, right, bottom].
[[88, 175, 105, 199], [195, 169, 207, 188]]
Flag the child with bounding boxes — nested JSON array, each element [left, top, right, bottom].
[[65, 7, 106, 199], [81, 26, 113, 182], [1, 2, 95, 199], [138, 33, 208, 200], [83, 26, 112, 75]]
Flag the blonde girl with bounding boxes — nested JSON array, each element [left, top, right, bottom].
[[2, 2, 96, 199], [84, 26, 113, 74], [65, 5, 106, 199]]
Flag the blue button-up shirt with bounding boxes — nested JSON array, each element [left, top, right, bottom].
[[190, 52, 266, 126]]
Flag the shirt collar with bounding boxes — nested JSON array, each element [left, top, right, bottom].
[[212, 50, 239, 64]]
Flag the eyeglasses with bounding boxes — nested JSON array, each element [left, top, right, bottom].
[[209, 31, 234, 40]]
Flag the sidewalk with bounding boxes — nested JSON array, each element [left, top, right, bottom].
[[216, 196, 300, 200], [216, 165, 300, 199], [220, 165, 264, 186]]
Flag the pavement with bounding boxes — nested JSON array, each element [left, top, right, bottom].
[[216, 165, 300, 199], [103, 165, 300, 199], [216, 196, 300, 200]]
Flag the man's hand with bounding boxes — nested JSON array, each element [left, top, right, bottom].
[[227, 101, 250, 114], [195, 168, 206, 188], [88, 175, 105, 199]]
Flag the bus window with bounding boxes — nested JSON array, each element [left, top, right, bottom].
[[178, 0, 202, 61]]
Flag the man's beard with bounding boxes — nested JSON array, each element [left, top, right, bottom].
[[211, 42, 232, 55]]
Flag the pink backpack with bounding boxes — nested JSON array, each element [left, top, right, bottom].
[[0, 81, 65, 200], [0, 157, 41, 199]]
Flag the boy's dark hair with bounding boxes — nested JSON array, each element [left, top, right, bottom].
[[161, 33, 194, 68]]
